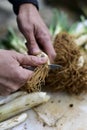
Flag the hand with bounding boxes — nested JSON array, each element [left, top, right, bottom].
[[17, 4, 56, 62], [0, 50, 47, 96]]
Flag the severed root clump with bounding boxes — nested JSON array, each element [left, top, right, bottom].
[[23, 53, 49, 93], [45, 32, 87, 94]]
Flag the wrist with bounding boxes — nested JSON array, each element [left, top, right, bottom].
[[12, 0, 39, 15], [19, 3, 37, 14]]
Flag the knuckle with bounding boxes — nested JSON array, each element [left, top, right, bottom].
[[20, 74, 27, 81], [38, 32, 50, 43], [23, 25, 33, 34], [15, 69, 26, 81]]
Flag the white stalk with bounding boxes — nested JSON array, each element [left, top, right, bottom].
[[0, 92, 50, 122], [0, 113, 27, 130], [74, 34, 87, 46], [0, 91, 27, 106], [77, 56, 84, 68]]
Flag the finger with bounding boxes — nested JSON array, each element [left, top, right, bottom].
[[17, 16, 41, 55], [37, 30, 56, 62], [20, 27, 40, 55], [18, 66, 33, 81], [26, 32, 41, 55], [14, 68, 34, 89], [7, 67, 34, 92], [16, 53, 48, 67]]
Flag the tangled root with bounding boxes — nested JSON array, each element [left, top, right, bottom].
[[22, 32, 87, 94], [23, 64, 48, 93], [23, 53, 49, 93], [45, 32, 87, 94]]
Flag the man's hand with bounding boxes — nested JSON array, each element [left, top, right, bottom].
[[0, 50, 47, 96], [17, 4, 56, 62]]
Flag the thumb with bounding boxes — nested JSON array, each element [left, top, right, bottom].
[[16, 53, 48, 67], [18, 66, 33, 82]]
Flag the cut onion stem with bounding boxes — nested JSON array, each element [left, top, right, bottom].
[[0, 91, 27, 106], [0, 113, 27, 130], [0, 92, 50, 122]]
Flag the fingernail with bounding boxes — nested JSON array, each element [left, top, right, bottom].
[[40, 57, 48, 63]]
